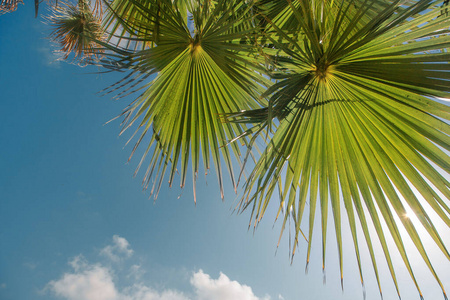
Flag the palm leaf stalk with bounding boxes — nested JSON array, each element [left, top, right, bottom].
[[97, 0, 269, 201], [226, 0, 450, 298]]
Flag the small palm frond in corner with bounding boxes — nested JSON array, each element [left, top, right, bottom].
[[0, 0, 23, 14], [46, 0, 104, 63]]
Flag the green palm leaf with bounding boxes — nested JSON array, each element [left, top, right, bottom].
[[99, 0, 268, 201], [228, 0, 450, 297]]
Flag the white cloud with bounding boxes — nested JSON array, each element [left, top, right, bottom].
[[69, 255, 88, 272], [48, 267, 268, 300], [191, 270, 268, 300], [100, 235, 134, 262], [121, 285, 189, 300], [127, 264, 145, 280], [47, 256, 118, 300], [47, 235, 271, 300], [47, 259, 188, 300]]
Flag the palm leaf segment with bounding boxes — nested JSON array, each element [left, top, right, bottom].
[[230, 0, 450, 298], [102, 0, 171, 50], [0, 0, 23, 14], [254, 0, 420, 33], [100, 0, 268, 201]]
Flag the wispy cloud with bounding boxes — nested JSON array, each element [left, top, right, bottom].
[[46, 235, 273, 300], [37, 47, 62, 69], [23, 262, 38, 270], [127, 264, 145, 280], [100, 235, 134, 262]]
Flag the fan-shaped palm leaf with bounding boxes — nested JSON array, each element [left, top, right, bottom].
[[227, 0, 450, 297], [99, 0, 269, 201]]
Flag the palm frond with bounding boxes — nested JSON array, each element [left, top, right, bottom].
[[47, 0, 105, 63], [231, 0, 450, 297], [0, 0, 23, 14], [102, 0, 193, 51], [99, 0, 269, 201]]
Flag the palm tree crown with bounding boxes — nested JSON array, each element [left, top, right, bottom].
[[7, 0, 450, 298]]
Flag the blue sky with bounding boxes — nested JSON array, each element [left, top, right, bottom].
[[0, 2, 449, 300]]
